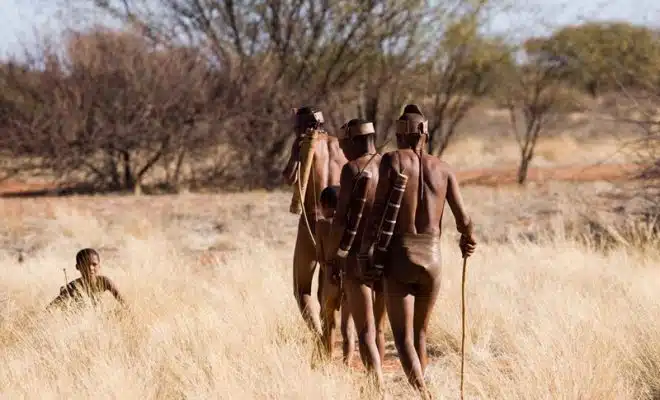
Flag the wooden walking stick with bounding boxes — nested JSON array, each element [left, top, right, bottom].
[[460, 256, 467, 400]]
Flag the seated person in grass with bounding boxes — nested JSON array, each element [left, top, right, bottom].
[[315, 186, 356, 364], [47, 248, 127, 311]]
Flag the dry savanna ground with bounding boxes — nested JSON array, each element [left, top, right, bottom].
[[1, 119, 660, 399]]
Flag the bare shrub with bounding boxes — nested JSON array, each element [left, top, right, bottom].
[[1, 27, 232, 193]]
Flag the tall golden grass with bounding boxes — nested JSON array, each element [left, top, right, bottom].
[[1, 187, 659, 399]]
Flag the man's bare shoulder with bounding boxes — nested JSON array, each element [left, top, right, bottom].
[[318, 131, 338, 147], [97, 275, 118, 291], [323, 133, 347, 158], [323, 131, 338, 142], [416, 151, 449, 172]]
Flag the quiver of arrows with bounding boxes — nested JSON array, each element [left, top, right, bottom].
[[336, 171, 372, 258], [373, 171, 409, 270]]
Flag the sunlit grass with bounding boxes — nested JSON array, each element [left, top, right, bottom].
[[1, 186, 659, 399]]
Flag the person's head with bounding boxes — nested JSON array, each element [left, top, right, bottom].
[[338, 118, 377, 160], [320, 185, 340, 218], [395, 104, 428, 151], [292, 106, 324, 136], [75, 248, 100, 280]]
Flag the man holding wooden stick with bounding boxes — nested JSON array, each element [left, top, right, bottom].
[[358, 105, 476, 398], [282, 107, 347, 337]]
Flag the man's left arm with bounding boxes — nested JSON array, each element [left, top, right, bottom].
[[101, 276, 127, 306], [328, 163, 357, 257], [282, 137, 301, 185]]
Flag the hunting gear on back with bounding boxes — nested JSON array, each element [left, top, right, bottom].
[[357, 105, 476, 398], [282, 106, 348, 338], [47, 248, 127, 311], [314, 186, 356, 365], [329, 118, 386, 388]]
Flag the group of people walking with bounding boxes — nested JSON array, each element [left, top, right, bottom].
[[41, 103, 477, 399], [284, 104, 477, 398]]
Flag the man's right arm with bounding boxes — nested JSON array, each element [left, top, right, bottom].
[[445, 167, 476, 257], [101, 276, 127, 306], [445, 168, 473, 236], [46, 287, 69, 310]]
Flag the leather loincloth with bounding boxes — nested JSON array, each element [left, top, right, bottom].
[[385, 233, 442, 286], [342, 254, 384, 291]]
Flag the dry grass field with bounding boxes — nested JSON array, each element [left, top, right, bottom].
[[1, 124, 660, 399]]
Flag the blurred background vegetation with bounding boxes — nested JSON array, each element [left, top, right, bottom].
[[1, 0, 660, 194]]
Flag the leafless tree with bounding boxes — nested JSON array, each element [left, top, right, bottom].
[[1, 27, 230, 193], [504, 55, 567, 184]]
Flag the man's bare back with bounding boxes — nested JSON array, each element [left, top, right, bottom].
[[357, 105, 476, 397], [284, 134, 346, 223], [282, 107, 347, 338], [378, 148, 472, 238]]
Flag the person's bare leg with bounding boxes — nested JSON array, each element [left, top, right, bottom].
[[345, 275, 384, 387], [373, 281, 387, 366], [293, 219, 322, 336], [320, 272, 342, 359], [340, 289, 356, 365], [385, 276, 427, 393], [414, 273, 441, 375], [317, 265, 325, 315]]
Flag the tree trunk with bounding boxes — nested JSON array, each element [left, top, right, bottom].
[[122, 151, 138, 194], [587, 80, 598, 98], [517, 153, 532, 185], [365, 93, 378, 128], [133, 180, 142, 196], [172, 150, 186, 192]]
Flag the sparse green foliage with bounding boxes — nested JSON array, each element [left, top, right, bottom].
[[525, 22, 660, 96], [417, 4, 515, 155]]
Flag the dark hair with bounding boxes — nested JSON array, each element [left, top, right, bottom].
[[402, 104, 424, 117], [76, 248, 99, 266], [344, 118, 376, 147], [295, 106, 323, 130], [397, 104, 427, 143], [345, 118, 370, 128], [320, 186, 340, 209], [296, 106, 312, 115], [398, 104, 426, 128]]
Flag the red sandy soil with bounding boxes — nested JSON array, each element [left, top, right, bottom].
[[0, 163, 643, 195], [347, 351, 403, 374], [454, 163, 640, 186], [0, 180, 58, 195]]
